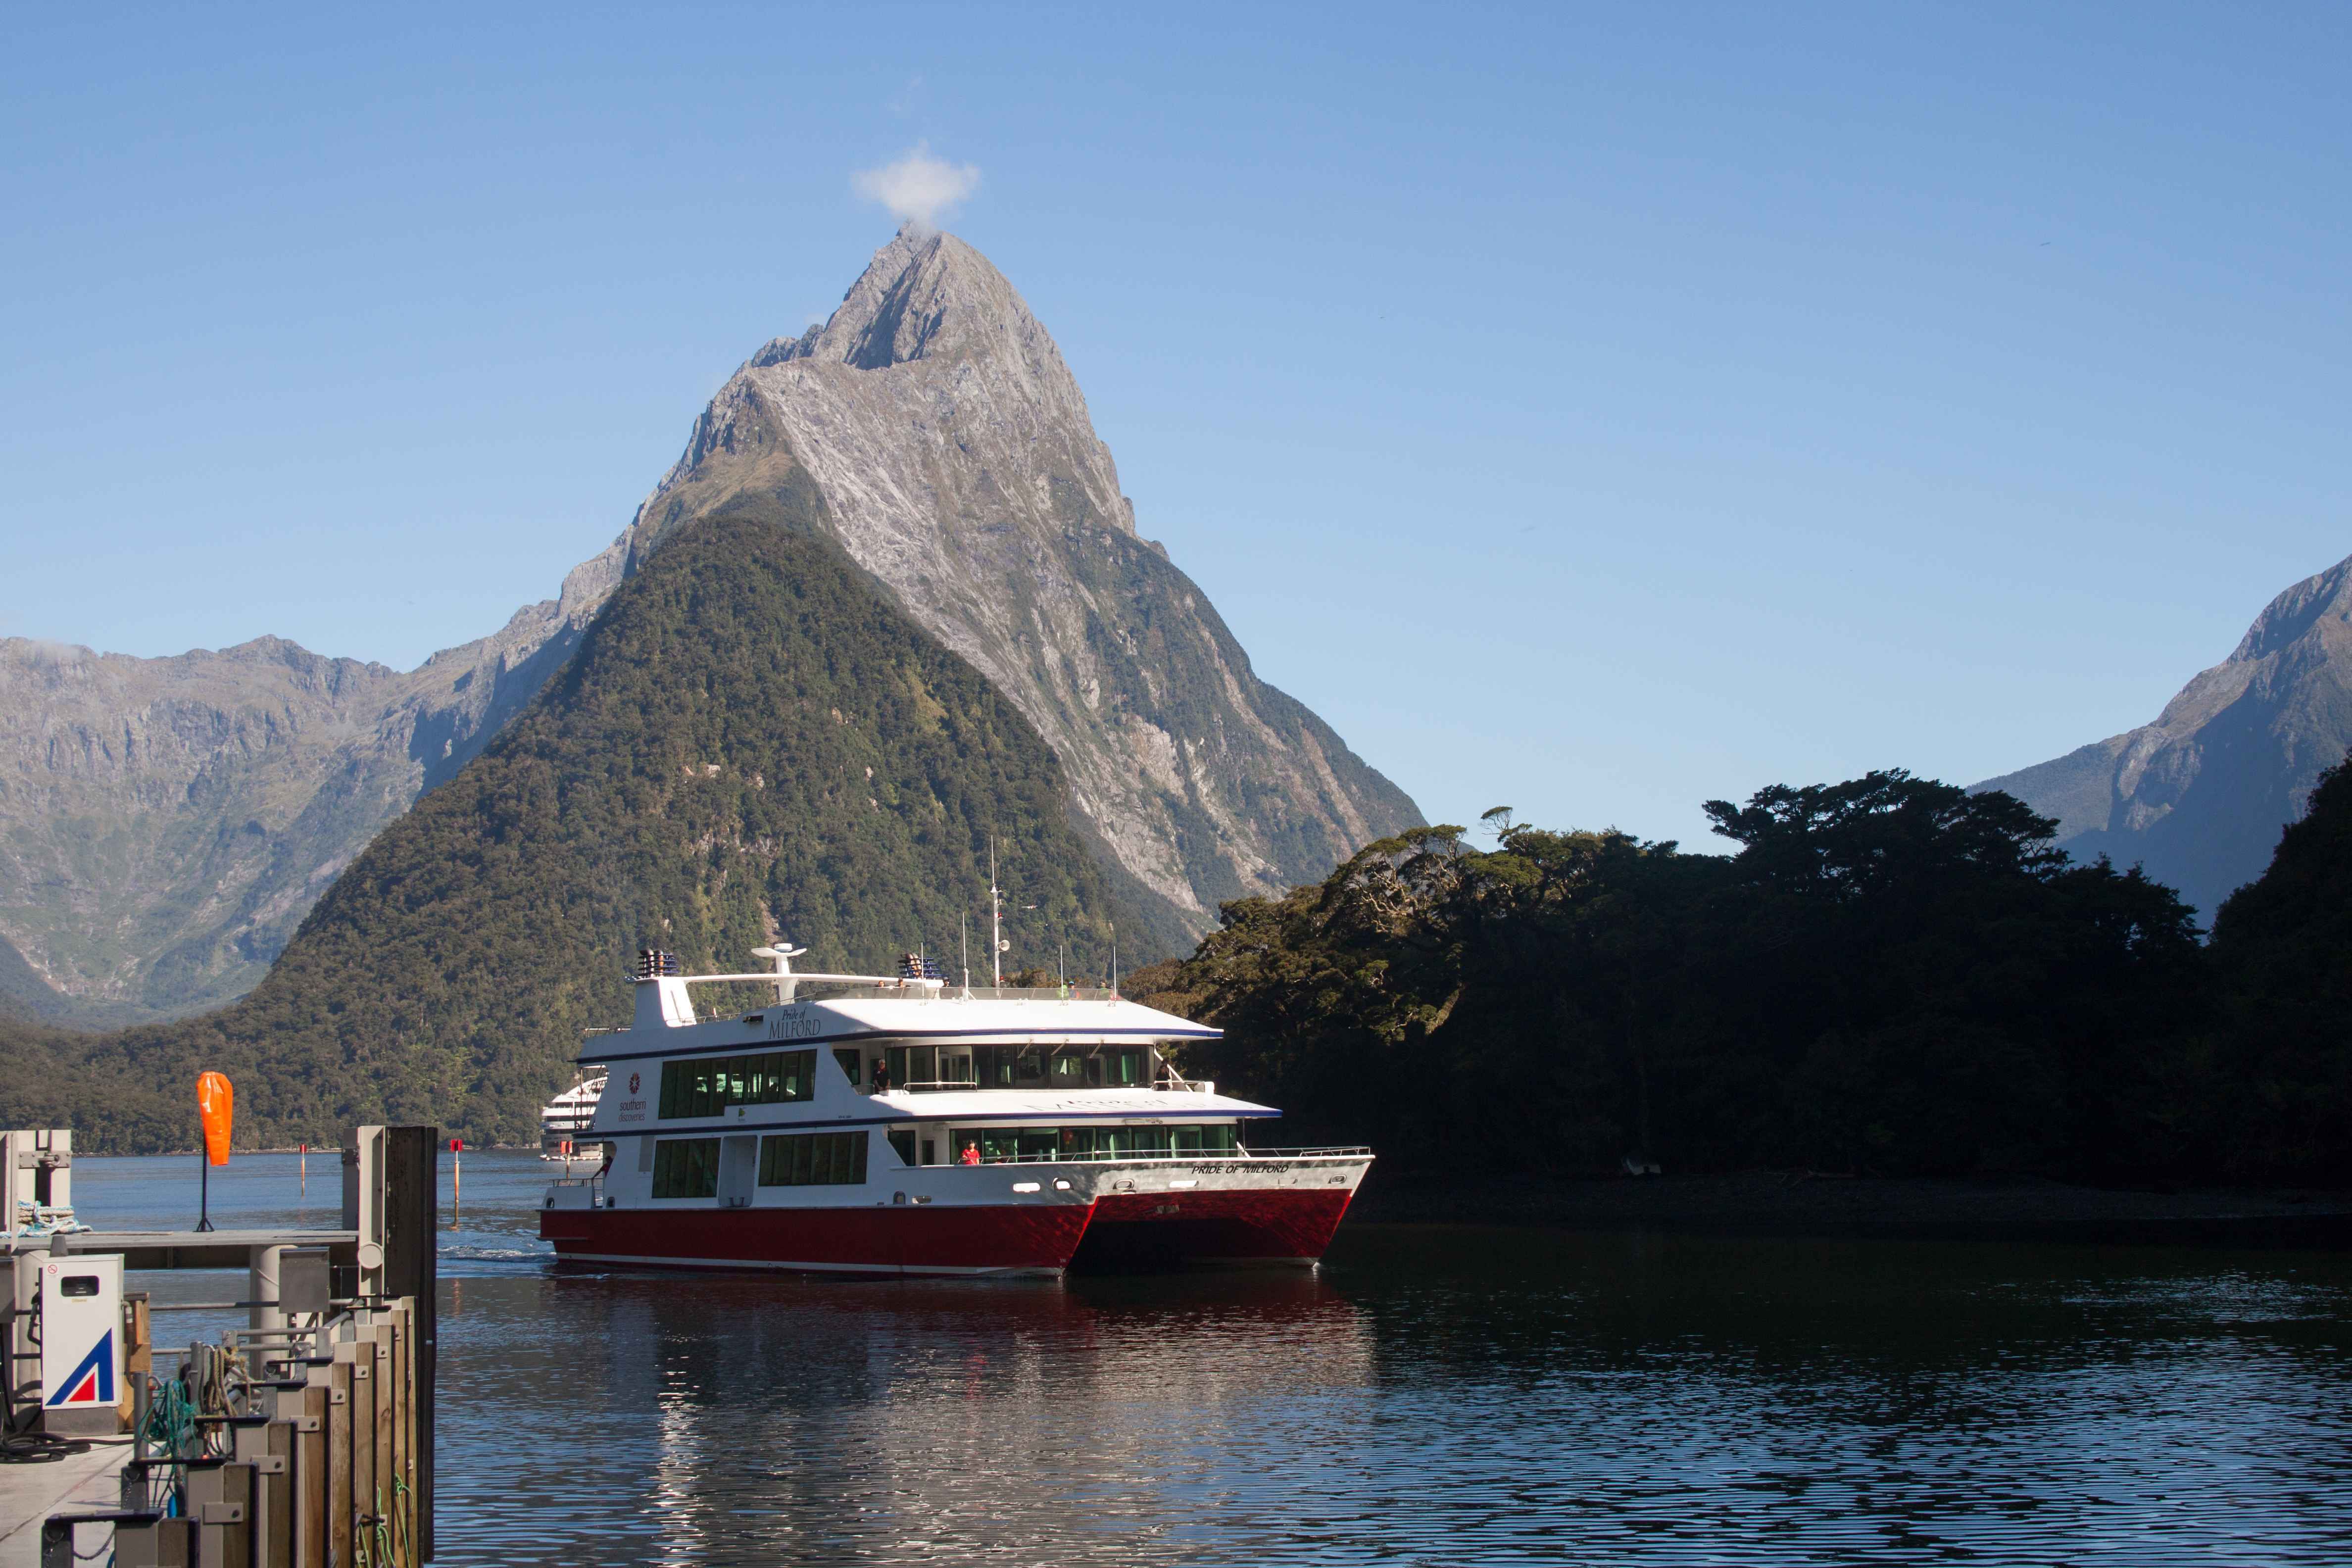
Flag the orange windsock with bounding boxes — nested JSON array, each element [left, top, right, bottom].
[[196, 1072, 233, 1167]]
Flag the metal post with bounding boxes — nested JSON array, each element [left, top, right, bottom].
[[343, 1128, 385, 1299], [196, 1152, 213, 1232], [249, 1245, 286, 1334]]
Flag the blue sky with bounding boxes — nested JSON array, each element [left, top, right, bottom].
[[5, 3, 2347, 850]]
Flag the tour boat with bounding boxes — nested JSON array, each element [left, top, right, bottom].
[[539, 946, 1372, 1275], [539, 1073, 609, 1174]]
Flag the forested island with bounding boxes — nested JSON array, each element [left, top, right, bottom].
[[1133, 765, 2352, 1192]]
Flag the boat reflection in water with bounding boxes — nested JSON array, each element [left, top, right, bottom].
[[478, 1267, 1373, 1565]]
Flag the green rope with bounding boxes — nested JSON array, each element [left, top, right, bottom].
[[391, 1473, 413, 1568], [138, 1377, 198, 1461]]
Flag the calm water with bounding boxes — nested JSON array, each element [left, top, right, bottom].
[[68, 1151, 2352, 1565]]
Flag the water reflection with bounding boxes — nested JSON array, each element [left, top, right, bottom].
[[440, 1269, 1375, 1564], [64, 1152, 2352, 1566]]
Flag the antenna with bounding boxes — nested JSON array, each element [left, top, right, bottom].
[[751, 941, 807, 1005], [1111, 921, 1118, 997], [961, 913, 972, 998], [990, 837, 1003, 988]]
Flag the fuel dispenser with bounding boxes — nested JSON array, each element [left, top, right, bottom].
[[36, 1251, 122, 1436]]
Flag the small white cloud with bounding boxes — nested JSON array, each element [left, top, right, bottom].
[[852, 142, 980, 231]]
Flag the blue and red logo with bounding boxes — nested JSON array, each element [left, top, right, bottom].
[[45, 1331, 114, 1407]]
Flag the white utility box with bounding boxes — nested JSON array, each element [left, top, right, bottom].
[[38, 1252, 122, 1436]]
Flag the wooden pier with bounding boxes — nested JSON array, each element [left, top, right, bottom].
[[1, 1126, 438, 1567]]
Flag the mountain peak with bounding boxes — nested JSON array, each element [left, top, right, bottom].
[[621, 226, 1421, 945], [1978, 551, 2352, 917], [750, 225, 1046, 375], [2228, 552, 2352, 664]]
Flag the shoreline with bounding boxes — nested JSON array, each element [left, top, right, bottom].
[[1345, 1169, 2352, 1248]]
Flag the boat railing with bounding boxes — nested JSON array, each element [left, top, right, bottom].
[[874, 1075, 1206, 1094], [1236, 1146, 1374, 1160], [953, 984, 1122, 1002], [776, 982, 1125, 1004], [953, 1146, 1372, 1165]]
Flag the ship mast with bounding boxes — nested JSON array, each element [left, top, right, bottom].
[[989, 838, 1003, 987]]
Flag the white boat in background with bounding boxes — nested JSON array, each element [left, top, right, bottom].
[[539, 1073, 609, 1175]]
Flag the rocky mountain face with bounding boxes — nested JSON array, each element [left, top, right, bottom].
[[1977, 552, 2352, 919], [5, 516, 1142, 1150], [0, 555, 621, 1026], [620, 227, 1420, 950], [0, 226, 1417, 1025]]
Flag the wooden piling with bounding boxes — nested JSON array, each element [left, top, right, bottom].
[[350, 1338, 376, 1557], [370, 1323, 395, 1560], [220, 1462, 254, 1567], [264, 1414, 294, 1568], [328, 1356, 354, 1568], [386, 1307, 410, 1557], [297, 1382, 327, 1568]]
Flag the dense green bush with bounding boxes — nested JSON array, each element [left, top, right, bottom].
[[1140, 771, 2224, 1180]]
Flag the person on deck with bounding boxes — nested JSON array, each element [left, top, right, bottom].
[[960, 1141, 981, 1166]]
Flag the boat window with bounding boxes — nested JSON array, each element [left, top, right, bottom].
[[886, 1128, 917, 1167], [650, 1138, 721, 1199], [658, 1050, 815, 1119], [1048, 1051, 1087, 1088], [885, 1044, 941, 1090], [832, 1049, 864, 1090], [942, 1124, 1241, 1162], [758, 1130, 869, 1186], [970, 1046, 1021, 1087]]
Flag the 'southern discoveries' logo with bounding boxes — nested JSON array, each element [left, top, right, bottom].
[[616, 1071, 648, 1123]]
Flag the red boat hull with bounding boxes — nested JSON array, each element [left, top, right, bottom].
[[1076, 1186, 1357, 1266], [539, 1201, 1094, 1276]]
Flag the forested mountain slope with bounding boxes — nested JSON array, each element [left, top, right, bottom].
[[0, 509, 1138, 1151], [2205, 759, 2352, 1180]]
